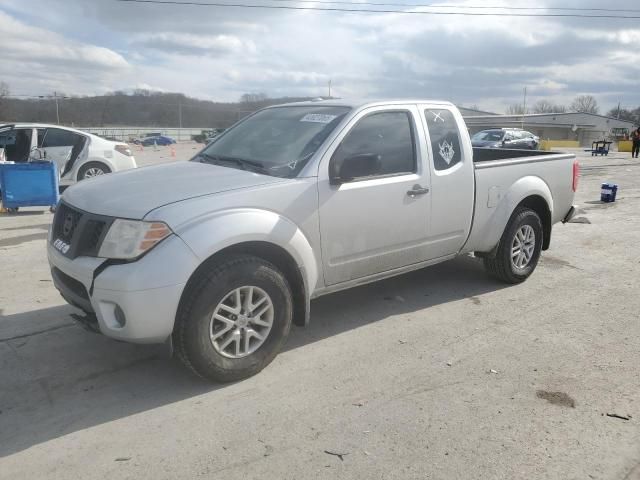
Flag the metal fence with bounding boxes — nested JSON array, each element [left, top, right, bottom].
[[79, 127, 209, 142]]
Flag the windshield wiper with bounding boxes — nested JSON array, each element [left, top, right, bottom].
[[197, 153, 268, 174]]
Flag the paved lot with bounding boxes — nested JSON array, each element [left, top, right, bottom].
[[1, 148, 639, 479]]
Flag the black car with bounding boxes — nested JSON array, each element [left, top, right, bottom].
[[471, 129, 539, 150]]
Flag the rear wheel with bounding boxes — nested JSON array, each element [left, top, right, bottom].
[[173, 254, 293, 382], [78, 162, 111, 181], [483, 207, 543, 284]]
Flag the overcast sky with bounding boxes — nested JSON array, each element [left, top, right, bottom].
[[1, 0, 639, 113]]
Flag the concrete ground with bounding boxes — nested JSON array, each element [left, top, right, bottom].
[[1, 146, 639, 479]]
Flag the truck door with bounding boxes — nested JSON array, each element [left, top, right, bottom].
[[317, 105, 432, 286], [419, 105, 475, 258]]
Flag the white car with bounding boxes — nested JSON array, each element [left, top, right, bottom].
[[0, 124, 137, 186]]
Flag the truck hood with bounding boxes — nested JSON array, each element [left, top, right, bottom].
[[62, 161, 289, 219]]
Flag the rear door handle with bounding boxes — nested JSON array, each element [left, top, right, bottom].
[[407, 185, 429, 197]]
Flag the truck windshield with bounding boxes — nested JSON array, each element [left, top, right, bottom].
[[196, 105, 351, 178], [472, 130, 504, 142]]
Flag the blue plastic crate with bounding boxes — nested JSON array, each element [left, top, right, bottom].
[[600, 182, 618, 203], [0, 161, 59, 209]]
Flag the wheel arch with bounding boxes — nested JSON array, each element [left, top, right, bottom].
[[517, 194, 552, 250], [76, 158, 114, 180], [173, 209, 320, 328], [177, 241, 309, 328], [469, 175, 554, 255]]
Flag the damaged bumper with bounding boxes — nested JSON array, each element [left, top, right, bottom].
[[48, 234, 200, 344]]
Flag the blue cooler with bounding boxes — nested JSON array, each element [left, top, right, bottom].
[[0, 161, 59, 210], [600, 183, 618, 203]]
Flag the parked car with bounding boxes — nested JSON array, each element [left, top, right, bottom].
[[141, 135, 176, 146], [472, 128, 539, 150], [48, 100, 577, 382], [0, 124, 137, 186], [192, 129, 224, 143]]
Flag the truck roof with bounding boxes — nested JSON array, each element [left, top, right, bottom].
[[273, 98, 456, 110]]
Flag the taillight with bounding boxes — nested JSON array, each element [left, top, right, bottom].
[[115, 144, 132, 157], [572, 160, 580, 192]]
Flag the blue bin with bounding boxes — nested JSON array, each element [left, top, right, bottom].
[[600, 183, 618, 203], [0, 161, 59, 209]]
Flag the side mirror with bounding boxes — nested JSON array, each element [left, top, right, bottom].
[[330, 153, 381, 185]]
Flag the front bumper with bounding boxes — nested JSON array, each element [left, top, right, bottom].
[[48, 234, 200, 344]]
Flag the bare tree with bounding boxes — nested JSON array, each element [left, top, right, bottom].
[[570, 95, 599, 114], [0, 91, 311, 127], [606, 107, 638, 123], [532, 100, 567, 114], [0, 81, 9, 120], [506, 103, 527, 115], [240, 93, 268, 104]]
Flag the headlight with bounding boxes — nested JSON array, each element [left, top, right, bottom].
[[98, 219, 172, 259]]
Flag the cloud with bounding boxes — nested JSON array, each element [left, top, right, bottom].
[[0, 10, 128, 70], [133, 32, 256, 57], [0, 0, 640, 112]]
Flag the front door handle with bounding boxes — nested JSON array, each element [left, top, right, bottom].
[[407, 185, 429, 197]]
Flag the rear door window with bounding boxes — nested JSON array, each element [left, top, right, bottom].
[[424, 109, 462, 171], [41, 128, 80, 148]]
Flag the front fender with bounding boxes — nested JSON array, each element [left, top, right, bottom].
[[174, 208, 320, 294]]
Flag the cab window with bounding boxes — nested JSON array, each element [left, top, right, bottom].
[[331, 111, 416, 180], [425, 109, 462, 171]]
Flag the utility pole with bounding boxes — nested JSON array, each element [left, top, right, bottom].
[[54, 91, 60, 125], [47, 91, 69, 125], [616, 101, 621, 119], [328, 79, 332, 99], [178, 102, 183, 141], [522, 87, 527, 129]]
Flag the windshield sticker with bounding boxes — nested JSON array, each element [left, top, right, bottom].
[[300, 113, 338, 124], [439, 140, 455, 165]]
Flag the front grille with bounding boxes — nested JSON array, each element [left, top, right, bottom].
[[51, 202, 112, 259], [53, 203, 82, 243], [78, 220, 107, 257]]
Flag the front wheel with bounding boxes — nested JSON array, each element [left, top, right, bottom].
[[483, 207, 543, 284], [173, 254, 293, 382]]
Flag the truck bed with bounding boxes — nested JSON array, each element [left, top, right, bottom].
[[472, 147, 560, 162], [462, 148, 576, 255]]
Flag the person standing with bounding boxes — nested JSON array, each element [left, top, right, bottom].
[[632, 127, 640, 158]]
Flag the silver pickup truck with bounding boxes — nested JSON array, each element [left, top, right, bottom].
[[47, 100, 578, 382]]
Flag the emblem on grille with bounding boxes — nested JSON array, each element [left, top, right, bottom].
[[62, 213, 75, 238]]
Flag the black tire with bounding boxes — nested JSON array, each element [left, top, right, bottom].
[[173, 254, 293, 382], [483, 207, 543, 284], [77, 162, 111, 181]]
